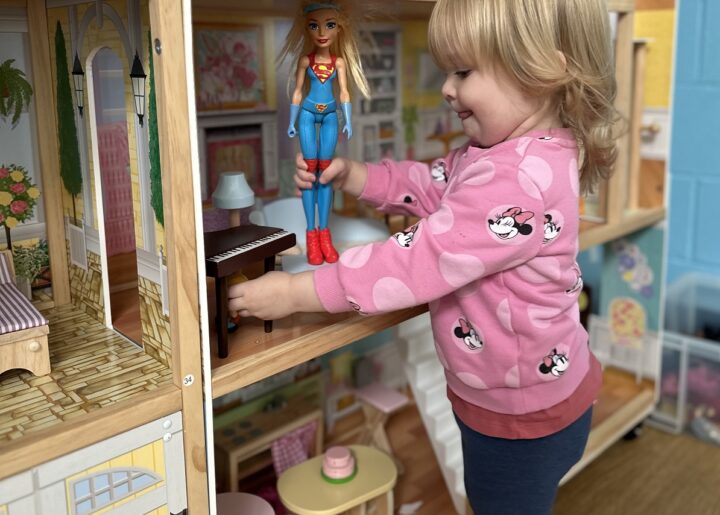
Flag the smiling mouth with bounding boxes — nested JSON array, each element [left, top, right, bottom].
[[458, 111, 472, 120], [318, 38, 329, 44]]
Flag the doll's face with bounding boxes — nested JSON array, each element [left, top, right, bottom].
[[306, 9, 339, 49]]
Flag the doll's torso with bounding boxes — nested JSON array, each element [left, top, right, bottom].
[[304, 53, 337, 111]]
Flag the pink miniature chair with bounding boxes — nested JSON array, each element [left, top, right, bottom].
[[216, 492, 274, 515], [355, 381, 409, 474]]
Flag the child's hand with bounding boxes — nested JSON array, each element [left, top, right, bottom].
[[227, 270, 323, 321], [294, 153, 316, 192]]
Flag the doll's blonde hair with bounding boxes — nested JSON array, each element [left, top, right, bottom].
[[278, 0, 371, 99], [428, 0, 618, 194]]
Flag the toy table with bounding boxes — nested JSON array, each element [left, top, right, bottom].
[[277, 445, 397, 515]]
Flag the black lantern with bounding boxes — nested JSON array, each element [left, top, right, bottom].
[[129, 52, 147, 126], [71, 53, 85, 116]]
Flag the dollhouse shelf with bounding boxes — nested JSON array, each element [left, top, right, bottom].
[[210, 306, 426, 398], [579, 207, 666, 251]]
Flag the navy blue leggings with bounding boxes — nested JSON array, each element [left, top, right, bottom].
[[456, 407, 592, 515]]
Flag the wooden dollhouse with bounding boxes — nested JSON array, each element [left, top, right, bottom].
[[0, 0, 667, 513]]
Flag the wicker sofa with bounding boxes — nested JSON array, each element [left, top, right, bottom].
[[0, 249, 50, 376]]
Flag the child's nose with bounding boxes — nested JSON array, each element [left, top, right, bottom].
[[441, 77, 455, 102]]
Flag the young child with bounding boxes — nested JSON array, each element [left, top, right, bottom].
[[230, 0, 617, 512]]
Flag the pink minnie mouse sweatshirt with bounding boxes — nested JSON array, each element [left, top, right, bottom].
[[314, 128, 597, 415]]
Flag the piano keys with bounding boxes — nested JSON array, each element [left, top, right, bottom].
[[204, 225, 296, 358]]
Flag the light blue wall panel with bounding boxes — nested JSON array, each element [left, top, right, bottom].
[[667, 177, 693, 261], [694, 180, 720, 266], [666, 0, 720, 288]]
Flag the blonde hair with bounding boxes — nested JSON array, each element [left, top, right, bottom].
[[278, 0, 371, 99], [428, 0, 618, 194]]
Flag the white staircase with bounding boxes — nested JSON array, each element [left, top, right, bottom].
[[399, 313, 467, 515]]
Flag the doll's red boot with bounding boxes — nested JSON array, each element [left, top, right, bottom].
[[319, 228, 339, 263], [306, 229, 323, 265]]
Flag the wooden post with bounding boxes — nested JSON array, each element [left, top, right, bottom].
[[607, 8, 635, 225], [27, 0, 71, 306], [628, 40, 648, 212], [148, 0, 209, 511]]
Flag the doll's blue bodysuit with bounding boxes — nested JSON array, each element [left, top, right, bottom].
[[298, 53, 338, 230]]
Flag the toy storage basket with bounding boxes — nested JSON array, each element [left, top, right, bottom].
[[653, 332, 720, 434]]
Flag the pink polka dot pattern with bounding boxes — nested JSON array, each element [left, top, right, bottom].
[[569, 158, 579, 197], [435, 342, 450, 369], [505, 366, 520, 388], [527, 304, 563, 329], [463, 160, 496, 186], [439, 252, 485, 287], [516, 257, 562, 284], [515, 137, 533, 155], [518, 156, 553, 198], [496, 298, 513, 332], [457, 371, 488, 389], [409, 162, 431, 191], [372, 277, 416, 311], [428, 204, 454, 235], [339, 244, 374, 269]]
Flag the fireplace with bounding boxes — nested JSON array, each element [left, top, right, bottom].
[[197, 110, 278, 201]]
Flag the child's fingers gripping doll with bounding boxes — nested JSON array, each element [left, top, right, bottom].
[[279, 0, 370, 266]]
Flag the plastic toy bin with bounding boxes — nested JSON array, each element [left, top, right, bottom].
[[655, 332, 720, 433], [664, 273, 720, 339]]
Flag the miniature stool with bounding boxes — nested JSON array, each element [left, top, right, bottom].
[[355, 382, 408, 474], [217, 492, 274, 515], [277, 444, 396, 515]]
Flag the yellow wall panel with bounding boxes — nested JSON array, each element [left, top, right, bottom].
[[635, 10, 675, 108], [64, 439, 166, 514]]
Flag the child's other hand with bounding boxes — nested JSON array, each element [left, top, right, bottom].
[[318, 157, 350, 189], [294, 153, 316, 192], [227, 270, 322, 321]]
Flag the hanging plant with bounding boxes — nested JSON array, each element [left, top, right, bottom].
[[0, 163, 40, 250], [0, 59, 34, 126]]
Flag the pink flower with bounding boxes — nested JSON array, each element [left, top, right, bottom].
[[9, 183, 26, 194], [10, 200, 27, 215], [0, 213, 4, 224], [0, 167, 8, 178]]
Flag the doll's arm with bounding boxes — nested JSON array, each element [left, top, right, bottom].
[[288, 57, 309, 138], [336, 58, 353, 139]]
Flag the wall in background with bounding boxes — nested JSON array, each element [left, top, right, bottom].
[[666, 0, 720, 285]]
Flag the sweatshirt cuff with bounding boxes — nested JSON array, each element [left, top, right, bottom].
[[313, 264, 350, 313], [359, 161, 392, 205]]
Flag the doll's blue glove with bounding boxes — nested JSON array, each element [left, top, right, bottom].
[[341, 102, 353, 140], [288, 104, 300, 138]]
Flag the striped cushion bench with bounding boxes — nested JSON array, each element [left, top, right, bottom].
[[0, 250, 51, 376], [0, 283, 49, 334]]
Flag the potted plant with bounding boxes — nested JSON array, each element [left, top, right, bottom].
[[0, 59, 33, 126], [0, 163, 41, 251], [12, 241, 47, 300]]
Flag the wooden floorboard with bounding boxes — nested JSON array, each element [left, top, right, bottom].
[[0, 303, 172, 443]]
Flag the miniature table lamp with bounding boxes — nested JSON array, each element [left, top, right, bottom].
[[212, 172, 255, 228]]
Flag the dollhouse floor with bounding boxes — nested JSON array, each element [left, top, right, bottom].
[[0, 302, 172, 443]]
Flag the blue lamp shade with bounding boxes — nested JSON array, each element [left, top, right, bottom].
[[212, 172, 255, 210]]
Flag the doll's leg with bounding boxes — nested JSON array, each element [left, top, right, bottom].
[[298, 109, 319, 230], [317, 111, 339, 263], [298, 109, 323, 265]]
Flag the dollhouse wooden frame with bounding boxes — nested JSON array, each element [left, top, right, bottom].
[[0, 0, 665, 513]]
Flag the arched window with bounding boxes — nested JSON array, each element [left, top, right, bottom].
[[70, 467, 161, 514]]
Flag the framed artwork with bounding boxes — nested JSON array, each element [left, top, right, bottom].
[[206, 131, 277, 198], [193, 24, 265, 111]]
